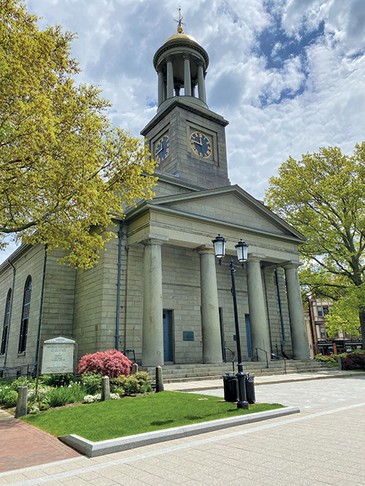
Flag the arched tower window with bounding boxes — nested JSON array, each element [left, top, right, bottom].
[[1, 289, 12, 355], [18, 277, 32, 354]]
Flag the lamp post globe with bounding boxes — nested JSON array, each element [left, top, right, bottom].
[[212, 234, 226, 262], [235, 239, 248, 264]]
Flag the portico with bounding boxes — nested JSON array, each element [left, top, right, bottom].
[[125, 184, 309, 367]]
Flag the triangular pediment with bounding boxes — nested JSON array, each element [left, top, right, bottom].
[[148, 185, 305, 242]]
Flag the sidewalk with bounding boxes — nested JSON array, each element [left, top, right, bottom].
[[1, 373, 364, 485], [0, 369, 360, 474], [163, 368, 358, 392], [0, 410, 79, 473]]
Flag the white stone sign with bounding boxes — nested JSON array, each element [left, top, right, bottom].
[[41, 336, 76, 374]]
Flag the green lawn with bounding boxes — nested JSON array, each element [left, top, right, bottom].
[[22, 391, 283, 442]]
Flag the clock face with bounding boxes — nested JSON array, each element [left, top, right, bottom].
[[155, 135, 170, 162], [190, 131, 212, 158]]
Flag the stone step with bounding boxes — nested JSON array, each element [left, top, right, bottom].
[[143, 360, 330, 383]]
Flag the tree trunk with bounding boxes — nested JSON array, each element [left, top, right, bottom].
[[359, 309, 365, 349]]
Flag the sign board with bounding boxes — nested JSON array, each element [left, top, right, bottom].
[[41, 336, 76, 374], [183, 331, 195, 342]]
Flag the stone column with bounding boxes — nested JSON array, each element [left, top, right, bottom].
[[247, 256, 271, 362], [142, 239, 164, 366], [198, 247, 222, 363], [166, 58, 174, 99], [284, 263, 310, 359], [183, 56, 192, 96], [158, 70, 165, 105], [197, 63, 206, 103]]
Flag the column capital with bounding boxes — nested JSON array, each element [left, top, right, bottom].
[[141, 236, 169, 247], [248, 253, 265, 263], [283, 261, 302, 270], [195, 245, 215, 255]]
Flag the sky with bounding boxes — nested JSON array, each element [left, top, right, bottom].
[[1, 0, 365, 263]]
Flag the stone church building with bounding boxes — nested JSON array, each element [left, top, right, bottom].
[[0, 28, 309, 376]]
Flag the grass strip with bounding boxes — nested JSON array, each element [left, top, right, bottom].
[[22, 391, 283, 442]]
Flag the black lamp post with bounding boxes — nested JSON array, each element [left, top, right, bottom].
[[212, 234, 249, 409]]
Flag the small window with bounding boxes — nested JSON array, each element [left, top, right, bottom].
[[18, 277, 32, 354], [1, 289, 12, 355], [320, 325, 327, 339]]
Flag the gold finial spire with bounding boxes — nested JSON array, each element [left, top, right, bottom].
[[176, 6, 184, 33]]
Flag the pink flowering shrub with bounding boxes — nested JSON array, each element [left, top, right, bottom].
[[77, 349, 132, 378]]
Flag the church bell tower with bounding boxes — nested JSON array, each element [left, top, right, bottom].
[[141, 15, 230, 189]]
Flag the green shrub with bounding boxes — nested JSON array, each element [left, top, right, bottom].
[[45, 387, 72, 408], [27, 386, 51, 405], [34, 383, 85, 408], [133, 371, 153, 393], [123, 376, 140, 395], [314, 354, 338, 367], [111, 371, 152, 396], [63, 383, 85, 404], [81, 372, 102, 394], [2, 390, 18, 408], [9, 376, 35, 391], [113, 387, 125, 397], [0, 385, 10, 404], [39, 401, 50, 411], [347, 349, 365, 355], [41, 373, 75, 387]]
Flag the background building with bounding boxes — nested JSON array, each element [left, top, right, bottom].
[[307, 297, 362, 355]]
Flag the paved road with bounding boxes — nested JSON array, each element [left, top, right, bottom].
[[0, 375, 364, 485]]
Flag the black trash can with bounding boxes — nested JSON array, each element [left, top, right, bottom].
[[223, 372, 238, 402], [246, 374, 256, 404]]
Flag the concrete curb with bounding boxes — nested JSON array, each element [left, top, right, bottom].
[[59, 406, 300, 458]]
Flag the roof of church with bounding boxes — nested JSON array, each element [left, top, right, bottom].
[[126, 184, 307, 245], [153, 27, 209, 69]]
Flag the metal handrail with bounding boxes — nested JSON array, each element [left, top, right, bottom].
[[0, 364, 35, 379], [255, 347, 270, 368], [270, 352, 287, 374], [224, 347, 236, 372]]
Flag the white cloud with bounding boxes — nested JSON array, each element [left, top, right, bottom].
[[2, 0, 364, 264]]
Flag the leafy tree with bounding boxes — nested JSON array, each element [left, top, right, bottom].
[[265, 144, 365, 346], [325, 285, 364, 338], [0, 0, 156, 268]]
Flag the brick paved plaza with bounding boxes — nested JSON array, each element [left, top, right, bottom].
[[0, 374, 364, 485]]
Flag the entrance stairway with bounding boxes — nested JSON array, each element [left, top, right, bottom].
[[143, 359, 331, 383]]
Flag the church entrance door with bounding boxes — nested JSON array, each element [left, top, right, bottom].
[[245, 314, 253, 360], [163, 310, 174, 362]]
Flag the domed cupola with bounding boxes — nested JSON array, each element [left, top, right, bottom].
[[141, 11, 230, 190], [153, 17, 209, 111]]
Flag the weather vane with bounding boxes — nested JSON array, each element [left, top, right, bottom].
[[175, 6, 185, 33]]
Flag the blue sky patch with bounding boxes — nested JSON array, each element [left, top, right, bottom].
[[255, 7, 325, 106]]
